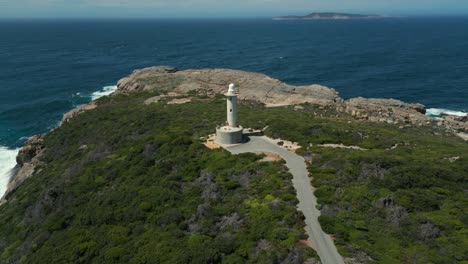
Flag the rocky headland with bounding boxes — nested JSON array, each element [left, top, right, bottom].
[[3, 66, 466, 202], [116, 66, 466, 134], [1, 66, 466, 263]]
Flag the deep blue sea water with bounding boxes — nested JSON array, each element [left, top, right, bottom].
[[0, 18, 467, 192]]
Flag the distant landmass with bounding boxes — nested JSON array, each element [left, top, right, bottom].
[[273, 12, 384, 20]]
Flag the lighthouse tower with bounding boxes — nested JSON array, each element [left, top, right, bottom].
[[215, 83, 244, 145], [226, 83, 239, 127]]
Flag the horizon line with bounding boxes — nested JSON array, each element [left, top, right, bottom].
[[2, 14, 468, 20]]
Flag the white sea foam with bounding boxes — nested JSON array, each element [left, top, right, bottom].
[[0, 84, 118, 198], [91, 85, 118, 101], [426, 108, 467, 118], [0, 146, 20, 197]]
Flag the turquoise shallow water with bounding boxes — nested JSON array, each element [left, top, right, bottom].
[[0, 18, 467, 159]]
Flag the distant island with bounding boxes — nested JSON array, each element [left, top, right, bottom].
[[273, 12, 384, 20]]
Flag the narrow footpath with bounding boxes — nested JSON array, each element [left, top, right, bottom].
[[225, 136, 344, 264]]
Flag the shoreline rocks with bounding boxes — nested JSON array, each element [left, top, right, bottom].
[[62, 101, 97, 124], [1, 135, 46, 203], [342, 97, 433, 126]]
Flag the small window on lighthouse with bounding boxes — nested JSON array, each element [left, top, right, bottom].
[[230, 109, 233, 112]]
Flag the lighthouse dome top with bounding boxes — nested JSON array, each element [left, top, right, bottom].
[[226, 83, 238, 95]]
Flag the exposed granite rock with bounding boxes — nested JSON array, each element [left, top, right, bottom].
[[343, 97, 432, 125], [16, 135, 44, 166], [62, 101, 97, 123], [409, 103, 427, 114], [2, 135, 46, 202], [56, 66, 465, 141], [116, 66, 467, 139], [117, 66, 180, 93], [106, 66, 466, 141], [117, 66, 342, 106], [456, 132, 468, 141], [441, 114, 468, 133]]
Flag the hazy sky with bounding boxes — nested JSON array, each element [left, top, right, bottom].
[[1, 0, 467, 18]]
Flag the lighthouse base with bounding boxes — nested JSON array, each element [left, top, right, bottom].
[[215, 126, 244, 145]]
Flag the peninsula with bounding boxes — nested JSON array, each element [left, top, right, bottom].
[[0, 67, 466, 263], [273, 12, 384, 20]]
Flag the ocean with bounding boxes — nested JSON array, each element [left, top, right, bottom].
[[0, 17, 467, 195]]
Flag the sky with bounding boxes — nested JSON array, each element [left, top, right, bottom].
[[0, 0, 467, 18]]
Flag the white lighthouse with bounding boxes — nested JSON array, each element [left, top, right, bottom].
[[215, 83, 244, 145], [226, 83, 239, 127]]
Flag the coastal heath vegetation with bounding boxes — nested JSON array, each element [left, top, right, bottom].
[[0, 92, 317, 263], [0, 89, 466, 263]]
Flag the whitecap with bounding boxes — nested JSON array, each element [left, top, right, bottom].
[[426, 108, 467, 118], [0, 146, 20, 197], [91, 85, 118, 101]]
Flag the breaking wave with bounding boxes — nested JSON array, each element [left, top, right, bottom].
[[0, 84, 117, 198], [0, 146, 20, 197], [426, 108, 467, 118], [91, 85, 118, 101]]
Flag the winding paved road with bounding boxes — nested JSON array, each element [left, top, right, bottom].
[[226, 136, 344, 264]]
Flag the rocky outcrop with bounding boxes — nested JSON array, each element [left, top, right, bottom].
[[440, 114, 468, 133], [62, 101, 97, 123], [15, 135, 45, 167], [115, 66, 465, 136], [117, 66, 180, 93], [115, 66, 468, 139], [1, 135, 46, 202], [117, 66, 342, 106], [54, 66, 467, 142], [340, 97, 432, 125]]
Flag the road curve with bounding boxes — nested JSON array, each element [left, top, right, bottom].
[[226, 136, 344, 264]]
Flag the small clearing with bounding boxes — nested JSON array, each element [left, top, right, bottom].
[[256, 151, 283, 162], [317, 144, 368, 150], [203, 134, 221, 149], [168, 98, 192, 105], [143, 92, 181, 105]]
